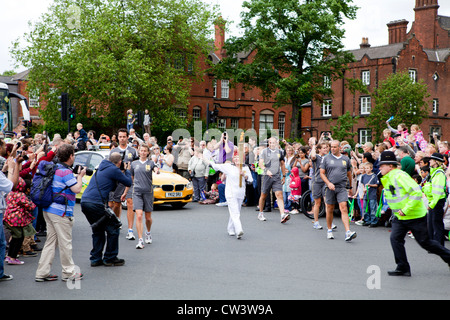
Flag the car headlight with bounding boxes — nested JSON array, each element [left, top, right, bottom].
[[186, 182, 193, 189], [153, 185, 161, 190]]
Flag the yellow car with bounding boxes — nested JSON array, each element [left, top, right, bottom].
[[152, 170, 193, 208], [74, 149, 193, 208]]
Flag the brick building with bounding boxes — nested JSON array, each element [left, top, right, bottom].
[[311, 0, 450, 144], [187, 22, 311, 142]]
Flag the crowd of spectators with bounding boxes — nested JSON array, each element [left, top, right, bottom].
[[1, 119, 450, 281]]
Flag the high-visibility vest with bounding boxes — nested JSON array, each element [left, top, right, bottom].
[[380, 168, 426, 220], [423, 167, 446, 209], [254, 161, 264, 175]]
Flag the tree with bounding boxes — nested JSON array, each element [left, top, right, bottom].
[[212, 0, 359, 139], [11, 0, 217, 136], [328, 111, 359, 144], [366, 71, 430, 142]]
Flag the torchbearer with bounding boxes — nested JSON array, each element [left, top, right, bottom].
[[210, 150, 253, 239]]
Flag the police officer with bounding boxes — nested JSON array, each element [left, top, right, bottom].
[[378, 151, 450, 276], [423, 153, 447, 246]]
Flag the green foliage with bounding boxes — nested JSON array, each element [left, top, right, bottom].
[[366, 71, 430, 142], [328, 111, 359, 144], [11, 0, 218, 137], [212, 0, 358, 138]]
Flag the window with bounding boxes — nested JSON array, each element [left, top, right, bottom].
[[213, 79, 217, 98], [323, 76, 331, 89], [89, 154, 104, 171], [231, 118, 239, 129], [321, 100, 332, 117], [278, 113, 286, 139], [174, 55, 184, 70], [360, 96, 371, 115], [409, 69, 417, 83], [252, 111, 255, 129], [187, 56, 194, 72], [218, 118, 226, 130], [432, 99, 439, 114], [259, 110, 274, 131], [359, 129, 371, 144], [221, 80, 229, 99], [192, 107, 201, 121], [361, 70, 370, 85], [176, 108, 186, 119]]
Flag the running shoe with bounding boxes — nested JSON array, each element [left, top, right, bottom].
[[35, 274, 58, 282], [0, 274, 13, 281], [313, 221, 323, 230], [136, 239, 144, 249], [327, 230, 334, 239], [126, 229, 135, 240], [5, 257, 24, 265], [145, 232, 152, 244], [281, 213, 290, 223], [345, 230, 357, 242], [257, 212, 267, 221], [237, 231, 244, 240]]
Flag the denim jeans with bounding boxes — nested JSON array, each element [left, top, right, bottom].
[[218, 183, 226, 203], [283, 191, 292, 210], [0, 211, 6, 277], [81, 202, 121, 263], [192, 176, 206, 201], [363, 199, 378, 225]]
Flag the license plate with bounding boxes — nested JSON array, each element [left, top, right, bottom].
[[166, 192, 182, 198]]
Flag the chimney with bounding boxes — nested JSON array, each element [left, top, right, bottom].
[[413, 0, 439, 49], [214, 17, 226, 59], [387, 19, 409, 44], [360, 37, 371, 49]]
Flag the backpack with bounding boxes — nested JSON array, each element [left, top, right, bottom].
[[31, 161, 68, 208]]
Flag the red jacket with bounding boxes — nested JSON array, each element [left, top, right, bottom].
[[289, 167, 302, 196]]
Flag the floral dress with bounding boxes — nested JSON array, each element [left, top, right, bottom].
[[3, 178, 36, 238]]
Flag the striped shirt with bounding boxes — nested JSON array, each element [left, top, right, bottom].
[[45, 164, 77, 217]]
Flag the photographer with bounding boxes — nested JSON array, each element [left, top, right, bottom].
[[80, 152, 132, 267], [35, 143, 86, 282]]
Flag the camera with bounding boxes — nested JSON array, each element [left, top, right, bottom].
[[73, 164, 94, 176]]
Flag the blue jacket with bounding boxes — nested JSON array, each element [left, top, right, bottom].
[[81, 159, 132, 205]]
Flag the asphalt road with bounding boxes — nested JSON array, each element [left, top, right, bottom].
[[2, 201, 450, 301]]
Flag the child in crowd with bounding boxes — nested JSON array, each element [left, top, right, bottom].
[[410, 124, 428, 151], [359, 162, 379, 227], [288, 166, 302, 214], [383, 129, 396, 150], [3, 178, 36, 265], [200, 183, 219, 204]]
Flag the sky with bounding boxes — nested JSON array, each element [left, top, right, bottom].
[[1, 0, 450, 74]]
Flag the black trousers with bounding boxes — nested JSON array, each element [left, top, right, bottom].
[[427, 198, 446, 246], [390, 216, 450, 272]]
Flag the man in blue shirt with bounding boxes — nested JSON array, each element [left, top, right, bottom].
[[35, 144, 86, 282], [81, 152, 132, 266]]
